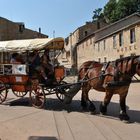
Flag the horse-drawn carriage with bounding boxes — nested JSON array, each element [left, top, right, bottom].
[[0, 38, 69, 108], [1, 38, 140, 121]]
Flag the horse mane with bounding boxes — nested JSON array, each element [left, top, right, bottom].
[[115, 55, 140, 63], [78, 60, 100, 73], [78, 55, 140, 75]]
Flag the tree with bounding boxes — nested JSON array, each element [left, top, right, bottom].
[[103, 0, 140, 23], [116, 0, 138, 18], [92, 8, 103, 21], [103, 0, 117, 23]]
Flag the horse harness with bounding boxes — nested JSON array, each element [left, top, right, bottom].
[[85, 60, 132, 87], [101, 56, 140, 87], [79, 56, 140, 87]]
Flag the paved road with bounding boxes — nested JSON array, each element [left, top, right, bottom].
[[0, 83, 140, 140]]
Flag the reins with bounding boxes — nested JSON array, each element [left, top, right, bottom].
[[59, 56, 140, 89], [57, 73, 114, 89]]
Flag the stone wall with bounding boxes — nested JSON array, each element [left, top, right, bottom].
[[77, 22, 140, 68], [63, 13, 140, 71]]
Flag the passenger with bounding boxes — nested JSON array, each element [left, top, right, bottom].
[[29, 50, 41, 76], [16, 53, 24, 64], [40, 49, 56, 86], [43, 48, 50, 62], [10, 53, 22, 64], [28, 49, 56, 86]]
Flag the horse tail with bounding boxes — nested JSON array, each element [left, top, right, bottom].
[[63, 61, 96, 104], [63, 69, 82, 104]]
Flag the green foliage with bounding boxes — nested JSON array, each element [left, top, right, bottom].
[[103, 0, 117, 23], [103, 0, 140, 23], [92, 8, 103, 21]]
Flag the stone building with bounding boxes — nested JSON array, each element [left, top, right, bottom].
[[0, 17, 48, 41], [75, 13, 140, 69], [62, 20, 107, 70]]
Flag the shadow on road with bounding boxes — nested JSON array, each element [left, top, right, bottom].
[[45, 98, 140, 123], [28, 136, 57, 140], [7, 97, 140, 123], [6, 97, 31, 107]]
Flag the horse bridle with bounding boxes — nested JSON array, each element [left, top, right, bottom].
[[113, 56, 140, 81]]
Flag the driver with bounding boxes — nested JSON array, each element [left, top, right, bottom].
[[40, 49, 56, 86], [28, 50, 41, 76]]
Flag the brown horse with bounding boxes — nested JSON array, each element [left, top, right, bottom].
[[77, 55, 140, 121]]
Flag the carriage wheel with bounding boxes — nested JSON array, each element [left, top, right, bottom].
[[0, 81, 8, 104], [12, 90, 28, 97], [56, 81, 68, 102], [29, 85, 46, 109]]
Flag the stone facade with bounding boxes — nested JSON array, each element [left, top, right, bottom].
[[77, 35, 95, 67], [0, 17, 48, 41], [63, 21, 107, 69], [76, 13, 140, 68]]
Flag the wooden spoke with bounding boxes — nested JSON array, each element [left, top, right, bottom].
[[12, 91, 28, 97], [29, 85, 46, 109], [0, 81, 8, 104]]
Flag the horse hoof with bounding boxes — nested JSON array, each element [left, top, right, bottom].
[[81, 101, 87, 110], [100, 111, 107, 115], [100, 103, 107, 115], [81, 106, 88, 112], [119, 113, 130, 121], [90, 111, 96, 115], [89, 104, 96, 112]]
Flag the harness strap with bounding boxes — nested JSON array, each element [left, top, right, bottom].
[[101, 61, 110, 73]]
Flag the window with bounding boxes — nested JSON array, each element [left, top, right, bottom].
[[85, 31, 88, 36], [65, 37, 69, 45], [131, 53, 136, 56], [119, 32, 123, 47], [19, 24, 25, 33], [98, 58, 101, 62], [82, 43, 84, 48], [130, 28, 136, 44], [104, 57, 107, 62], [98, 42, 100, 52], [86, 40, 88, 46], [90, 38, 92, 44], [113, 35, 117, 49], [0, 52, 3, 63], [93, 44, 95, 50], [103, 40, 106, 50], [120, 55, 124, 58]]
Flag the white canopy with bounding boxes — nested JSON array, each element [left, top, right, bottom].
[[0, 37, 64, 52]]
